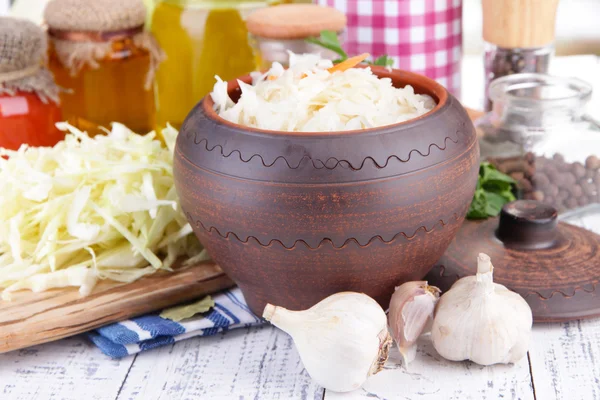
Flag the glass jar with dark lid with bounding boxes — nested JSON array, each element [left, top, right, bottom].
[[476, 73, 600, 227]]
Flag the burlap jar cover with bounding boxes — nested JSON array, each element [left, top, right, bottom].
[[0, 17, 60, 104], [44, 0, 165, 90]]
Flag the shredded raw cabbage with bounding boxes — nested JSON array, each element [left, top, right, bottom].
[[211, 52, 436, 132], [0, 123, 202, 300]]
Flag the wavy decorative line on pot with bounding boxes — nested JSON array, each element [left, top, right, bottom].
[[188, 129, 466, 170], [177, 71, 473, 178], [431, 264, 598, 300], [521, 285, 597, 300], [189, 213, 461, 250]]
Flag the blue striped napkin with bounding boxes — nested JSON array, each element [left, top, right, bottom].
[[87, 287, 263, 358]]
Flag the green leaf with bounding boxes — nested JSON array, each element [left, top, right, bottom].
[[484, 169, 516, 185], [319, 30, 342, 47], [160, 295, 215, 322], [369, 55, 394, 67], [481, 180, 512, 194], [480, 162, 515, 184], [467, 190, 489, 219], [484, 191, 508, 217], [305, 30, 348, 60], [466, 162, 517, 220], [498, 188, 516, 202]]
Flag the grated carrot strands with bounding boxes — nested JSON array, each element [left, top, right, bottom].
[[327, 53, 370, 74]]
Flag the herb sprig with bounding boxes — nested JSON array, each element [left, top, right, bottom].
[[467, 163, 517, 219], [306, 30, 394, 68]]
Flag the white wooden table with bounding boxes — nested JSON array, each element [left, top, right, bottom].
[[1, 56, 599, 400]]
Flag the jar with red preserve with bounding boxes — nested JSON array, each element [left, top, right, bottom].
[[476, 73, 600, 229], [0, 17, 64, 150]]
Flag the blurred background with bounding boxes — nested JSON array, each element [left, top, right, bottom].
[[2, 0, 598, 112], [2, 0, 599, 56]]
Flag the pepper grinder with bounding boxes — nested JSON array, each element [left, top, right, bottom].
[[482, 0, 560, 111]]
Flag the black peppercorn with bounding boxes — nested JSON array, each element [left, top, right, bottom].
[[532, 173, 550, 188], [586, 155, 600, 170], [566, 198, 579, 209], [572, 162, 587, 179]]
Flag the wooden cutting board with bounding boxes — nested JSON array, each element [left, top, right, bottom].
[[0, 107, 483, 354], [0, 260, 234, 353]]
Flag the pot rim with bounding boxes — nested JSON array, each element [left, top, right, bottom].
[[201, 65, 449, 138]]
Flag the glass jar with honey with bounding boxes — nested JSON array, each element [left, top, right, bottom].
[[0, 17, 64, 150], [44, 0, 165, 135], [151, 0, 288, 130]]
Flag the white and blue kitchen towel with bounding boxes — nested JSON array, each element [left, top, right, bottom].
[[88, 287, 263, 358]]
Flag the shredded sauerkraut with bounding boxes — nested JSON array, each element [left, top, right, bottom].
[[0, 123, 205, 300], [211, 52, 436, 132]]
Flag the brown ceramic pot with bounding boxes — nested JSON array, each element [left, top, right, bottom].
[[174, 67, 480, 315]]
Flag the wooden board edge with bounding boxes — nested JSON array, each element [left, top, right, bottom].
[[0, 263, 236, 353]]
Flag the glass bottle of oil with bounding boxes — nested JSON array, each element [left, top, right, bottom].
[[151, 0, 288, 130]]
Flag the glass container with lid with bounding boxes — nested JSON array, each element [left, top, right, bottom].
[[0, 16, 64, 150], [481, 0, 559, 111], [45, 0, 164, 135], [476, 73, 600, 228], [151, 0, 282, 130], [246, 3, 346, 70]]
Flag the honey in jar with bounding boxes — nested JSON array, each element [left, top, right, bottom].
[[44, 0, 165, 135], [0, 17, 64, 150]]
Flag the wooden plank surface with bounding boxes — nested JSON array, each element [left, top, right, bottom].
[[325, 337, 534, 400], [0, 336, 134, 400], [5, 319, 600, 400], [0, 261, 235, 354], [529, 319, 600, 400], [116, 325, 323, 400]]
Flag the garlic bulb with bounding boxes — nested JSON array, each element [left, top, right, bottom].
[[263, 292, 392, 392], [431, 253, 533, 366], [388, 281, 440, 364]]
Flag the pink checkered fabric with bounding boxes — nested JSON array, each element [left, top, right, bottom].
[[316, 0, 462, 96]]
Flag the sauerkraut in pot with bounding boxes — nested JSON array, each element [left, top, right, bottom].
[[210, 52, 436, 132]]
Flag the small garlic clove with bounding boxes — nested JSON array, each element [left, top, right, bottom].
[[263, 292, 392, 393], [388, 281, 441, 364]]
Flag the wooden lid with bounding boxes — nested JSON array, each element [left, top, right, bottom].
[[482, 0, 559, 48], [246, 4, 346, 40], [426, 200, 600, 323]]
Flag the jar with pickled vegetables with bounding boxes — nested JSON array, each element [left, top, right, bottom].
[[246, 4, 346, 70], [477, 73, 600, 230], [44, 0, 165, 135], [0, 17, 64, 150], [151, 0, 287, 130]]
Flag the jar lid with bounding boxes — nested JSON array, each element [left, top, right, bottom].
[[0, 17, 45, 74], [246, 4, 346, 40], [44, 0, 147, 32], [426, 200, 600, 322], [482, 0, 559, 48], [0, 17, 59, 104]]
